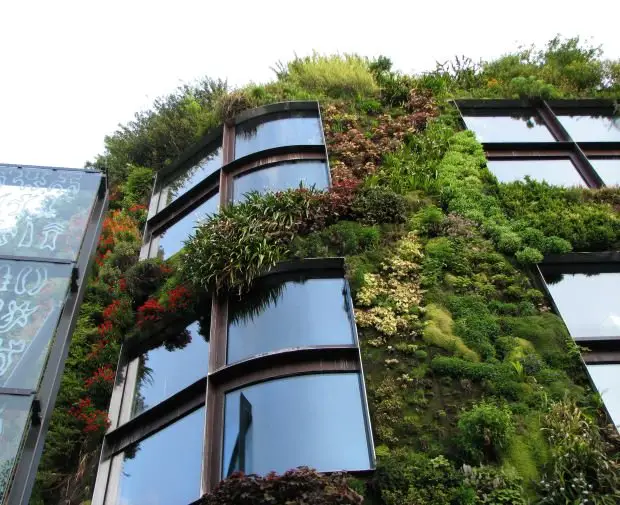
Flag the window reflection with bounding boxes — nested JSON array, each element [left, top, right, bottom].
[[590, 159, 620, 186], [235, 112, 323, 160], [113, 408, 205, 505], [463, 115, 555, 143], [232, 160, 328, 203], [0, 395, 32, 503], [132, 321, 209, 417], [587, 364, 620, 430], [486, 159, 586, 186], [154, 193, 219, 259], [557, 115, 620, 142], [227, 277, 354, 364], [542, 269, 620, 339], [223, 373, 371, 477]]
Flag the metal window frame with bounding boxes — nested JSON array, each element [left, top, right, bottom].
[[92, 101, 374, 505]]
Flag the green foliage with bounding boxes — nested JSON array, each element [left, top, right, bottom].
[[290, 221, 380, 258], [448, 295, 500, 361], [423, 304, 480, 362], [201, 468, 362, 505], [351, 187, 407, 225], [458, 401, 515, 464], [415, 205, 446, 235], [463, 465, 526, 504], [368, 55, 416, 107], [514, 247, 543, 265], [121, 166, 153, 205]]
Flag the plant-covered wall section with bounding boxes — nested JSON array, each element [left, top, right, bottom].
[[34, 36, 620, 505]]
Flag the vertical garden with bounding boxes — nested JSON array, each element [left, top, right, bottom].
[[33, 37, 620, 504]]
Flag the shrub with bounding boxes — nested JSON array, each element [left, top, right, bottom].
[[415, 205, 445, 236], [497, 231, 523, 254], [463, 465, 526, 504], [514, 247, 543, 265], [200, 468, 363, 505], [458, 401, 515, 463], [351, 187, 407, 225], [290, 221, 380, 258], [541, 235, 572, 254], [423, 304, 479, 362]]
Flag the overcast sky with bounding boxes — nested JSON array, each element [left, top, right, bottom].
[[1, 0, 619, 169]]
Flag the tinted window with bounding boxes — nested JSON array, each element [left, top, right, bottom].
[[131, 321, 209, 417], [159, 146, 222, 211], [463, 115, 555, 143], [0, 395, 32, 503], [557, 115, 620, 142], [0, 166, 101, 260], [233, 161, 328, 203], [486, 159, 586, 186], [591, 159, 620, 186], [587, 364, 620, 429], [0, 259, 72, 390], [542, 270, 620, 339], [155, 193, 218, 259], [235, 112, 323, 160], [222, 373, 371, 477], [227, 277, 354, 364], [113, 408, 205, 505]]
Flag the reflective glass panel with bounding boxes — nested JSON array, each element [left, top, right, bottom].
[[132, 321, 210, 417], [227, 277, 354, 364], [587, 364, 620, 429], [223, 373, 371, 477], [158, 146, 222, 211], [463, 115, 555, 143], [113, 408, 205, 505], [0, 166, 102, 260], [154, 193, 219, 259], [557, 115, 620, 142], [486, 159, 586, 186], [232, 161, 328, 203], [0, 259, 72, 390], [542, 270, 620, 339], [0, 395, 32, 503], [590, 159, 620, 186], [235, 112, 323, 160]]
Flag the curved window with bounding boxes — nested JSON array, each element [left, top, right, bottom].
[[587, 364, 620, 429], [0, 395, 32, 503], [158, 146, 222, 211], [232, 160, 328, 203], [111, 407, 205, 505], [222, 373, 371, 477], [557, 115, 620, 142], [486, 159, 586, 186], [154, 192, 219, 259], [235, 112, 322, 160], [591, 159, 620, 186], [227, 277, 354, 364], [463, 115, 555, 143], [131, 321, 210, 418]]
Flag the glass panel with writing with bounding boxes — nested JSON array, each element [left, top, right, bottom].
[[557, 115, 620, 142], [0, 259, 72, 390], [235, 112, 323, 160], [154, 193, 219, 260], [486, 159, 586, 186], [111, 407, 205, 505], [232, 160, 328, 203], [131, 321, 209, 417], [158, 146, 222, 211], [587, 364, 620, 430], [227, 277, 354, 364], [223, 373, 371, 477], [542, 269, 620, 339], [590, 159, 620, 186], [0, 166, 102, 261], [0, 395, 32, 504], [463, 115, 555, 143]]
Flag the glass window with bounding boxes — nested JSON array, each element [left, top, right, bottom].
[[0, 259, 72, 390], [463, 115, 555, 143], [232, 160, 328, 203], [542, 269, 620, 339], [587, 364, 620, 429], [557, 115, 620, 142], [0, 395, 32, 503], [154, 193, 218, 260], [235, 112, 323, 160], [227, 277, 354, 364], [158, 146, 222, 211], [222, 373, 371, 477], [486, 159, 586, 186], [131, 321, 209, 417], [112, 408, 205, 505], [0, 166, 102, 260], [590, 159, 620, 186]]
